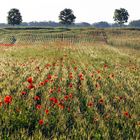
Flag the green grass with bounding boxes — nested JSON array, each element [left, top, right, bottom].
[[0, 28, 140, 139]]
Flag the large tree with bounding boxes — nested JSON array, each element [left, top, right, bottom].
[[7, 8, 22, 26], [113, 8, 129, 26], [59, 8, 76, 25]]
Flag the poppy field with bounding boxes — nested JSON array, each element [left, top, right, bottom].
[[0, 28, 140, 139]]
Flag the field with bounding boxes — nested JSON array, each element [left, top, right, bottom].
[[0, 28, 140, 140]]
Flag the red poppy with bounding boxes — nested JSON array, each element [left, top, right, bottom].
[[47, 74, 52, 80], [69, 75, 73, 79], [97, 70, 100, 74], [46, 64, 51, 67], [50, 97, 58, 104], [27, 77, 33, 84], [34, 96, 40, 101], [28, 84, 34, 89], [0, 102, 2, 107], [104, 64, 108, 68], [99, 99, 104, 104], [58, 87, 61, 93], [44, 79, 49, 83], [60, 99, 64, 104], [36, 104, 42, 110], [58, 103, 64, 109], [21, 91, 27, 95], [64, 95, 69, 101], [45, 109, 49, 115], [124, 111, 131, 118], [69, 72, 73, 75], [4, 95, 12, 104], [69, 83, 73, 88], [39, 82, 45, 86], [49, 89, 53, 94], [91, 74, 94, 77], [95, 83, 100, 89], [78, 73, 83, 78], [69, 93, 73, 98], [119, 96, 123, 100], [39, 119, 44, 125], [87, 102, 94, 107], [109, 73, 114, 79], [74, 67, 77, 71], [80, 77, 84, 81], [68, 107, 70, 112]]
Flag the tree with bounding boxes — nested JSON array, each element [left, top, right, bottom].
[[113, 8, 129, 26], [59, 8, 76, 25], [7, 8, 22, 26]]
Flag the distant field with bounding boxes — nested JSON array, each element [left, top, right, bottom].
[[0, 28, 140, 139]]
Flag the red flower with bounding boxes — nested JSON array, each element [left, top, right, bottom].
[[109, 73, 114, 79], [58, 103, 64, 109], [80, 77, 84, 81], [4, 95, 12, 104], [74, 67, 77, 71], [68, 107, 70, 112], [58, 87, 61, 93], [99, 99, 104, 104], [21, 91, 27, 95], [97, 70, 100, 74], [45, 109, 49, 115], [34, 96, 40, 101], [64, 95, 69, 101], [28, 84, 34, 89], [49, 88, 53, 94], [69, 83, 73, 88], [124, 111, 131, 118], [0, 102, 3, 107], [27, 77, 33, 84], [119, 96, 123, 100], [78, 73, 83, 78], [36, 104, 42, 110], [50, 97, 58, 104], [69, 72, 73, 75], [87, 102, 94, 107], [91, 74, 94, 77], [39, 119, 44, 125], [95, 83, 100, 89], [47, 74, 52, 80], [39, 82, 45, 86], [69, 93, 73, 98], [46, 64, 51, 68], [104, 64, 108, 68], [69, 75, 73, 79], [44, 79, 49, 83]]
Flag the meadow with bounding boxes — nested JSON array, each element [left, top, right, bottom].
[[0, 28, 140, 140]]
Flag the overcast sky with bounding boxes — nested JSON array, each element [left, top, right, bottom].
[[0, 0, 139, 23]]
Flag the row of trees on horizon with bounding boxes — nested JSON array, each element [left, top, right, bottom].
[[0, 8, 140, 28]]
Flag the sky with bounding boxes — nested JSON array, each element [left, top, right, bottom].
[[0, 0, 139, 23]]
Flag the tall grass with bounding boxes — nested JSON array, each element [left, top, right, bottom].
[[0, 28, 140, 139]]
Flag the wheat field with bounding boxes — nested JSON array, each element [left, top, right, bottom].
[[0, 28, 140, 140]]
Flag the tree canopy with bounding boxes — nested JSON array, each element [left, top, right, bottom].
[[7, 8, 22, 26], [113, 8, 129, 25], [59, 8, 76, 25]]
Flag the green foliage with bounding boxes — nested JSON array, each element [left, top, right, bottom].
[[59, 8, 76, 25], [113, 8, 129, 25], [7, 8, 22, 26]]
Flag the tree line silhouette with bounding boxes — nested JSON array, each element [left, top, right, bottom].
[[0, 8, 140, 28]]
